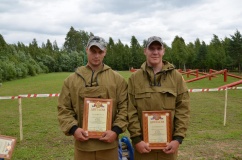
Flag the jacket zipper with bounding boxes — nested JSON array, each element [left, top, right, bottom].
[[154, 74, 156, 86], [90, 70, 95, 87]]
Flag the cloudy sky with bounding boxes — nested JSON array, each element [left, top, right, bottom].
[[0, 0, 241, 48]]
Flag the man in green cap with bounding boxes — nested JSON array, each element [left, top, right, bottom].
[[127, 36, 190, 160], [58, 36, 128, 160]]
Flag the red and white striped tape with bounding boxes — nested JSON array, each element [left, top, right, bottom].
[[0, 96, 20, 100], [189, 87, 242, 92], [0, 87, 242, 100], [0, 94, 59, 100], [18, 93, 59, 98]]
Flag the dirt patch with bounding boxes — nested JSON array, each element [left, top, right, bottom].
[[178, 140, 242, 160]]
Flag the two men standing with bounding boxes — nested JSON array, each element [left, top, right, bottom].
[[57, 35, 190, 160]]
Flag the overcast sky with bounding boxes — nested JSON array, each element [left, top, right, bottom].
[[0, 0, 241, 48]]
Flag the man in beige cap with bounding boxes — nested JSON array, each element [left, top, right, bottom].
[[127, 36, 190, 160], [58, 36, 128, 160]]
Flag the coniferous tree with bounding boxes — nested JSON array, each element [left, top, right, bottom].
[[130, 36, 143, 68], [115, 39, 125, 70], [222, 37, 234, 70], [123, 44, 132, 70], [197, 41, 208, 71], [193, 39, 202, 70], [53, 40, 59, 52], [105, 37, 115, 68], [0, 34, 7, 50], [186, 42, 196, 69], [29, 38, 39, 60], [229, 30, 242, 73], [208, 35, 226, 70], [46, 39, 53, 53], [171, 36, 188, 70]]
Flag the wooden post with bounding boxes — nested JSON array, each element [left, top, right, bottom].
[[209, 69, 212, 80], [18, 97, 23, 141], [224, 69, 227, 82], [187, 69, 190, 78]]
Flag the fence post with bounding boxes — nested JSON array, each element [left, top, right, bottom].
[[18, 97, 23, 141], [223, 87, 228, 126], [224, 69, 227, 82], [209, 69, 212, 80]]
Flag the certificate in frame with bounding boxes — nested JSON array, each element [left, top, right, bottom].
[[142, 111, 172, 149], [83, 98, 113, 138], [0, 135, 17, 159]]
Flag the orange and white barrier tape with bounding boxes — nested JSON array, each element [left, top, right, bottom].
[[0, 93, 59, 100], [189, 87, 242, 92], [0, 96, 20, 100], [18, 93, 59, 98], [0, 87, 242, 100]]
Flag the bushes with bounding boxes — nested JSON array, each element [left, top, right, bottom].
[[15, 63, 28, 78], [56, 52, 83, 72], [0, 61, 16, 81], [0, 35, 85, 82], [0, 56, 44, 81], [0, 50, 85, 82]]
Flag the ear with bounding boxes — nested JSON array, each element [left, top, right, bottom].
[[144, 48, 147, 56], [103, 49, 107, 56], [162, 47, 165, 55]]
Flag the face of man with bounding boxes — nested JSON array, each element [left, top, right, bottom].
[[86, 45, 106, 70], [144, 41, 165, 67]]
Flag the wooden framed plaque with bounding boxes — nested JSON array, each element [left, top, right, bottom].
[[142, 111, 172, 149], [83, 98, 113, 138], [0, 135, 17, 159]]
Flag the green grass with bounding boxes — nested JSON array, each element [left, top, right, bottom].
[[0, 71, 242, 159]]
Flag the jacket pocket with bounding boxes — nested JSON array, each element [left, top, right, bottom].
[[161, 90, 176, 110], [135, 92, 151, 99], [79, 86, 108, 99], [134, 92, 151, 112]]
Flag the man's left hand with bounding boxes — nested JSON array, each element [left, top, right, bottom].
[[163, 140, 180, 154], [99, 130, 117, 143]]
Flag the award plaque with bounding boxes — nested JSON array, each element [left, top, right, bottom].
[[0, 135, 17, 159], [83, 98, 113, 138], [142, 111, 172, 149]]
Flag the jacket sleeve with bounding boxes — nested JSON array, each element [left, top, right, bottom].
[[173, 73, 190, 138], [127, 76, 142, 144], [57, 78, 78, 136], [112, 76, 128, 133]]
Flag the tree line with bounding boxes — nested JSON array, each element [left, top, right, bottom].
[[0, 26, 241, 82]]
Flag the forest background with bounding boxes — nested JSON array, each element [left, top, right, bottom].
[[0, 27, 242, 82]]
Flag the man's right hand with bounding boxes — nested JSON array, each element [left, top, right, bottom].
[[135, 141, 151, 153], [73, 128, 89, 141]]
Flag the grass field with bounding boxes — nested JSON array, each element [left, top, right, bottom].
[[0, 71, 242, 160]]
